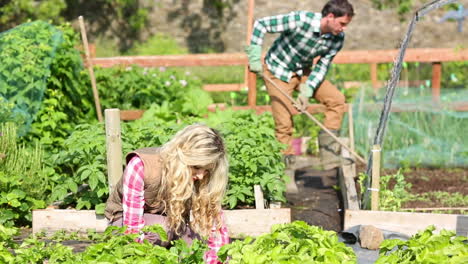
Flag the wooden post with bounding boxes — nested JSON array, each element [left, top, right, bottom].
[[347, 104, 356, 175], [431, 62, 442, 102], [370, 63, 379, 91], [105, 109, 123, 194], [348, 104, 355, 152], [79, 16, 103, 122], [246, 0, 257, 107], [371, 145, 381, 211], [254, 185, 265, 209]]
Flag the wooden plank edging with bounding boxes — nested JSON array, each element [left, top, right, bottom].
[[344, 209, 468, 237], [32, 208, 291, 238]]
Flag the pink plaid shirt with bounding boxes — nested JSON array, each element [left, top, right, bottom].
[[122, 156, 229, 264]]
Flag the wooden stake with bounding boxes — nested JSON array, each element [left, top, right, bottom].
[[79, 16, 103, 122], [254, 185, 265, 209], [105, 109, 123, 194], [348, 104, 355, 152], [371, 145, 381, 211], [370, 63, 379, 91], [246, 0, 257, 107]]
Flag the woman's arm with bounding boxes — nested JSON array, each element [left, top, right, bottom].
[[204, 211, 230, 264], [122, 156, 145, 236]]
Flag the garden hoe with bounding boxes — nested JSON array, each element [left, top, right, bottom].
[[263, 75, 366, 165]]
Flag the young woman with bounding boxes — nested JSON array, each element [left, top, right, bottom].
[[105, 124, 229, 263]]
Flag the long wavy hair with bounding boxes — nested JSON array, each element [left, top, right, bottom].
[[158, 124, 228, 237]]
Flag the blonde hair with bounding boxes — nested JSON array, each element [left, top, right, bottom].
[[158, 123, 228, 237]]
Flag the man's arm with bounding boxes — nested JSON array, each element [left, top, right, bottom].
[[250, 11, 305, 46], [304, 39, 343, 97], [247, 11, 306, 75]]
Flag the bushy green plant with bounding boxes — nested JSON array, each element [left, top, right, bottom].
[[0, 21, 63, 136], [0, 224, 208, 263], [376, 225, 468, 264], [48, 123, 108, 213], [0, 97, 27, 126], [0, 224, 18, 263], [94, 65, 213, 117], [206, 110, 287, 208], [0, 123, 47, 227], [0, 20, 94, 151], [379, 169, 414, 211], [0, 1, 66, 32], [26, 22, 94, 150], [218, 221, 356, 264]]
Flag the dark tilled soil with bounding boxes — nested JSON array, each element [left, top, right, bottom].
[[357, 164, 468, 208], [286, 162, 468, 233], [285, 167, 343, 232], [383, 167, 468, 195]]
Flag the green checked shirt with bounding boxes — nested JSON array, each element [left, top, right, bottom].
[[250, 11, 344, 96]]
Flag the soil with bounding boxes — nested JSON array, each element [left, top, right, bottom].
[[285, 167, 344, 232], [355, 163, 468, 208], [285, 160, 468, 234]]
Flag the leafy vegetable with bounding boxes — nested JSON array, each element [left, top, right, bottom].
[[218, 221, 356, 264], [376, 225, 468, 264]]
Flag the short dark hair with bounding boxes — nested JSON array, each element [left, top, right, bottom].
[[322, 0, 354, 18]]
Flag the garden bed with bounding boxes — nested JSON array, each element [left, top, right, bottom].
[[356, 164, 468, 214]]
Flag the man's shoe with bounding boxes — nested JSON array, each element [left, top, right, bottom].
[[283, 154, 296, 169]]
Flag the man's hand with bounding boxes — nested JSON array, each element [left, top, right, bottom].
[[244, 45, 263, 76], [294, 83, 311, 112], [295, 95, 309, 112]]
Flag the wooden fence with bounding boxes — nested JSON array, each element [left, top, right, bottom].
[[89, 48, 468, 120]]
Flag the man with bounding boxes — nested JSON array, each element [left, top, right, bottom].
[[245, 0, 354, 170]]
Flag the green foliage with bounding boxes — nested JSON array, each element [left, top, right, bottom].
[[370, 0, 414, 19], [0, 21, 63, 136], [412, 191, 468, 209], [126, 33, 188, 55], [0, 224, 208, 263], [0, 123, 47, 227], [0, 20, 92, 150], [379, 169, 414, 211], [1, 1, 153, 53], [95, 65, 213, 117], [49, 123, 108, 212], [206, 110, 287, 208], [0, 225, 18, 262], [0, 97, 27, 126], [376, 226, 468, 263], [0, 0, 66, 32], [218, 221, 356, 264], [25, 22, 93, 150], [443, 61, 468, 89]]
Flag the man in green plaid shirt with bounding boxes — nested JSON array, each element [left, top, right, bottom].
[[245, 0, 354, 170]]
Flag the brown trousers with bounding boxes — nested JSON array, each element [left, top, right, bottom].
[[264, 67, 345, 155]]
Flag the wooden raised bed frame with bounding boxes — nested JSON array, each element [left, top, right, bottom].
[[339, 141, 468, 237]]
